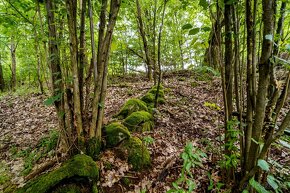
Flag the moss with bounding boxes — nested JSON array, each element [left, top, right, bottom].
[[52, 184, 82, 193], [141, 92, 165, 106], [115, 98, 148, 119], [86, 137, 101, 160], [123, 111, 154, 132], [16, 154, 99, 193], [121, 137, 151, 170], [148, 87, 165, 98], [104, 122, 131, 148]]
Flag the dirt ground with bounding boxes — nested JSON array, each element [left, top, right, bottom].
[[0, 73, 289, 192]]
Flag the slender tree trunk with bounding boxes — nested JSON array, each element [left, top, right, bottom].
[[90, 0, 121, 157], [79, 0, 87, 113], [10, 39, 17, 91], [136, 0, 152, 80], [247, 0, 275, 172], [65, 0, 84, 148], [0, 53, 4, 91], [224, 0, 234, 182], [154, 0, 167, 108], [37, 0, 50, 92], [245, 0, 254, 172], [45, 0, 67, 150]]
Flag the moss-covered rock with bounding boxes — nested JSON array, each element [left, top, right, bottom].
[[121, 137, 151, 170], [148, 87, 165, 98], [123, 111, 154, 132], [115, 98, 148, 119], [141, 92, 165, 106], [16, 154, 99, 193], [104, 122, 131, 147]]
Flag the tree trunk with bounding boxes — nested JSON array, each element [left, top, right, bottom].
[[224, 0, 234, 182], [136, 0, 152, 80], [45, 0, 67, 151], [89, 0, 121, 157], [245, 0, 254, 172], [65, 0, 84, 148], [247, 0, 275, 173], [0, 53, 4, 91], [10, 39, 17, 91]]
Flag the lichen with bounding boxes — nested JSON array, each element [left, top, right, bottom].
[[16, 154, 99, 193], [115, 98, 148, 119], [104, 122, 131, 147], [123, 111, 154, 132], [121, 137, 151, 170]]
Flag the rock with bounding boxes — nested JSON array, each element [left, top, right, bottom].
[[123, 111, 154, 132], [104, 122, 131, 148], [16, 154, 99, 193], [120, 137, 151, 171], [115, 98, 148, 119]]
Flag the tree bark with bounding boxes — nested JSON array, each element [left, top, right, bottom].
[[136, 0, 152, 80], [0, 53, 4, 91], [45, 0, 67, 150], [65, 0, 84, 148], [224, 0, 234, 181], [10, 39, 17, 91], [247, 0, 275, 172]]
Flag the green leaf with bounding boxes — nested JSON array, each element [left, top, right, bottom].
[[189, 28, 200, 35], [286, 44, 290, 52], [279, 140, 290, 149], [242, 190, 249, 193], [44, 93, 62, 106], [182, 24, 193, 30], [257, 159, 270, 171], [267, 175, 279, 190], [249, 178, 270, 193], [199, 0, 209, 9], [201, 27, 211, 32]]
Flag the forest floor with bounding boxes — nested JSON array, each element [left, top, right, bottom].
[[0, 71, 289, 193]]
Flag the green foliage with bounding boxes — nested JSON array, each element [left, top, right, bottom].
[[37, 129, 59, 153], [257, 159, 270, 172], [121, 137, 151, 171], [249, 178, 270, 193], [142, 136, 155, 146], [44, 93, 62, 106], [207, 172, 224, 191], [104, 122, 131, 147], [0, 161, 11, 185], [16, 154, 99, 193], [168, 143, 207, 193], [204, 102, 221, 111], [220, 119, 240, 169], [123, 111, 154, 132], [115, 98, 148, 119]]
